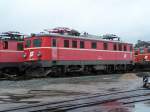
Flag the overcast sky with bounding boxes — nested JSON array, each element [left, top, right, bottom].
[[0, 0, 150, 43]]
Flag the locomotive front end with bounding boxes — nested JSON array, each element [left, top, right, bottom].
[[23, 34, 55, 77]]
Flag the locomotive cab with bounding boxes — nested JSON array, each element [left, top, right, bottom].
[[24, 36, 48, 61], [0, 31, 25, 75], [23, 34, 59, 77]]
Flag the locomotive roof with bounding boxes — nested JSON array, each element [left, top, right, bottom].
[[27, 33, 132, 45], [0, 31, 25, 41]]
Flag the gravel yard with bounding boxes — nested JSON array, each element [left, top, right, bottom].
[[0, 73, 149, 112]]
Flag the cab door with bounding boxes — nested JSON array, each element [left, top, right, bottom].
[[51, 38, 58, 60]]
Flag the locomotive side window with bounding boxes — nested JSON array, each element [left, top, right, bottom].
[[52, 39, 57, 47], [17, 43, 23, 51], [72, 40, 77, 48], [64, 40, 69, 48], [103, 42, 108, 50], [33, 39, 41, 47], [80, 41, 85, 48], [3, 41, 8, 49], [124, 45, 127, 51], [91, 42, 97, 49], [113, 43, 117, 50], [25, 40, 31, 48], [119, 44, 122, 51]]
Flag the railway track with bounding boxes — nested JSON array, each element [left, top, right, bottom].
[[1, 88, 150, 112]]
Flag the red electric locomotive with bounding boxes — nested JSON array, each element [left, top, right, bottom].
[[0, 31, 25, 75], [134, 47, 150, 62], [134, 47, 150, 70], [134, 40, 150, 70], [23, 27, 134, 77]]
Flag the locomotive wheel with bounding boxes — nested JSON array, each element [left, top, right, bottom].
[[47, 66, 67, 77], [25, 67, 50, 78], [82, 66, 92, 75], [127, 65, 134, 72], [105, 65, 114, 74], [2, 68, 19, 76]]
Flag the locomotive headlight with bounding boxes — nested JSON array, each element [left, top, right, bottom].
[[37, 51, 42, 57], [22, 53, 27, 58]]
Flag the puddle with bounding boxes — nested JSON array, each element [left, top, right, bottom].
[[100, 101, 150, 112], [98, 101, 131, 112], [134, 102, 150, 112]]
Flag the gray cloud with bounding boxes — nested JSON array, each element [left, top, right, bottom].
[[0, 0, 150, 43]]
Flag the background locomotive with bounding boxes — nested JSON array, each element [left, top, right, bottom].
[[134, 40, 150, 70], [23, 27, 134, 77], [0, 31, 25, 76]]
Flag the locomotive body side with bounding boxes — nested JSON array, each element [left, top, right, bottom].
[[23, 34, 134, 76]]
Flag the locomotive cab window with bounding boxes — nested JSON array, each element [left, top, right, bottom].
[[91, 42, 97, 49], [3, 41, 8, 49], [113, 43, 117, 50], [25, 40, 31, 48], [124, 45, 127, 51], [103, 42, 108, 50], [119, 44, 122, 51], [80, 41, 85, 48], [52, 39, 57, 47], [33, 39, 41, 47], [17, 43, 23, 51], [64, 40, 69, 48], [72, 40, 77, 48]]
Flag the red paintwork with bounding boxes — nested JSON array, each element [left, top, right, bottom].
[[134, 47, 150, 63], [0, 40, 24, 63], [24, 35, 133, 63]]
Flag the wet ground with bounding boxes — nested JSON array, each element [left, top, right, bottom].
[[0, 73, 149, 111]]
